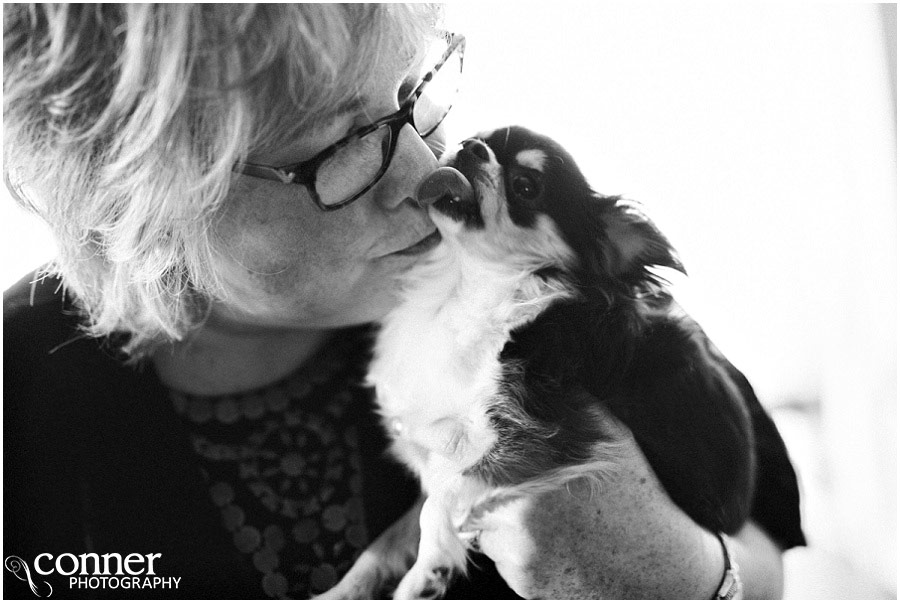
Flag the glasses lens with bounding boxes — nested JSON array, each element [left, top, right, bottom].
[[316, 124, 392, 207], [413, 41, 463, 138]]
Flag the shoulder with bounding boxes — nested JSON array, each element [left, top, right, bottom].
[[4, 268, 127, 436], [4, 269, 84, 358], [3, 268, 147, 442], [3, 268, 138, 376], [4, 270, 104, 407], [5, 271, 79, 403]]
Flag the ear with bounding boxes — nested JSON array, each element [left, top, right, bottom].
[[594, 198, 686, 282]]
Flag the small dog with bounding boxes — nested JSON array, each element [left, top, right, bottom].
[[319, 126, 756, 599]]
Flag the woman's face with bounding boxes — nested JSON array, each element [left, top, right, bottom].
[[209, 51, 442, 333]]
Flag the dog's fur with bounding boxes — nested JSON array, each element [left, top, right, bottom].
[[317, 126, 756, 599]]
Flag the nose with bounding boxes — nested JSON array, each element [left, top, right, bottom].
[[460, 138, 490, 162], [374, 123, 440, 211]]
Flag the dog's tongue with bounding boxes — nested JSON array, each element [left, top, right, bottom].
[[415, 167, 475, 207]]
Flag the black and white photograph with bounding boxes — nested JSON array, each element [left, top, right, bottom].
[[3, 3, 896, 599]]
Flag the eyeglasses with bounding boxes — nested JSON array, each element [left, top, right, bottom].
[[233, 33, 465, 211]]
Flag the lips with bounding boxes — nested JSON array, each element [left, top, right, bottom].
[[391, 229, 442, 256]]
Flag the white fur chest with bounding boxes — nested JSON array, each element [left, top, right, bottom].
[[367, 244, 572, 487]]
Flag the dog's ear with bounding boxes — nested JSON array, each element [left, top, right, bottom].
[[587, 197, 685, 283]]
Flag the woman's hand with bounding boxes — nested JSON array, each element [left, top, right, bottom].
[[462, 420, 784, 599]]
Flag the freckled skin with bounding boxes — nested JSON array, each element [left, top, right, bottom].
[[480, 438, 723, 599], [211, 131, 438, 330]]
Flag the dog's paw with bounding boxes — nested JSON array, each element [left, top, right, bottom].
[[392, 566, 452, 600]]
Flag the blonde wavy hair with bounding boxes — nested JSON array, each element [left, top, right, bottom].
[[3, 3, 441, 358]]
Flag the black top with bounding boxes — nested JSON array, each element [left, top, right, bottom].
[[168, 336, 393, 598], [3, 272, 803, 599]]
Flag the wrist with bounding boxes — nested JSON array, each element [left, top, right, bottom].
[[713, 532, 743, 600], [689, 528, 729, 599]]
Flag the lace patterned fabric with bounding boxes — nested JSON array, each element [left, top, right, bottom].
[[171, 339, 371, 599]]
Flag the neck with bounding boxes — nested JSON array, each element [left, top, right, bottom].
[[152, 318, 331, 396]]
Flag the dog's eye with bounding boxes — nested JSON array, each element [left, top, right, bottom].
[[511, 174, 541, 201]]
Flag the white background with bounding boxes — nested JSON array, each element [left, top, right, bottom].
[[3, 2, 896, 598]]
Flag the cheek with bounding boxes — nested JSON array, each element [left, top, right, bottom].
[[207, 176, 427, 327], [212, 182, 370, 300]]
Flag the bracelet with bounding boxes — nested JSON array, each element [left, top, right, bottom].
[[713, 532, 743, 600]]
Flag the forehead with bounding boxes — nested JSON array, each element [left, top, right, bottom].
[[482, 127, 559, 164], [481, 128, 592, 190]]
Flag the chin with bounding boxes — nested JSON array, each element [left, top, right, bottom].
[[324, 125, 764, 599]]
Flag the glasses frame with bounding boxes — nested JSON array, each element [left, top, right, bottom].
[[233, 33, 466, 212]]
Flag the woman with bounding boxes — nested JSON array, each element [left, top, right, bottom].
[[3, 4, 804, 599]]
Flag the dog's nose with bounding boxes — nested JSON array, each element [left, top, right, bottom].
[[461, 138, 490, 162]]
